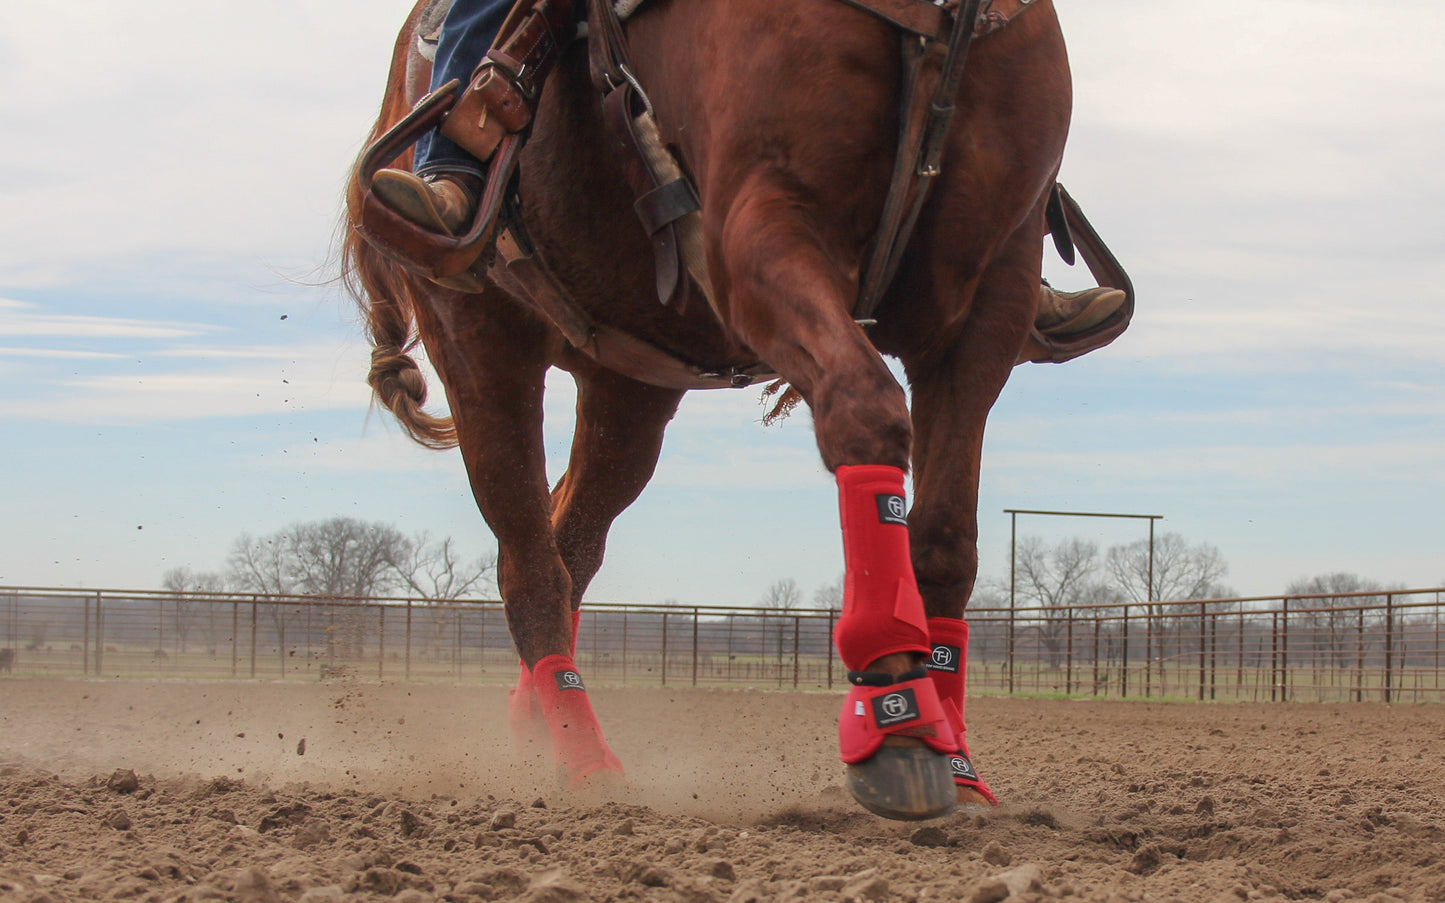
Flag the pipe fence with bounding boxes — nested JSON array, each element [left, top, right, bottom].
[[2, 585, 1443, 702]]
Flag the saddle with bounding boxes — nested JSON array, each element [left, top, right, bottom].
[[354, 0, 1133, 388]]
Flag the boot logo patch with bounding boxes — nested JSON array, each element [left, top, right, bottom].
[[871, 688, 920, 728], [928, 644, 961, 673], [950, 754, 978, 781], [554, 670, 586, 691], [875, 494, 908, 526]]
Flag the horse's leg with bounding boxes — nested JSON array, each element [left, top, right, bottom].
[[716, 182, 955, 820], [905, 227, 1046, 808], [508, 357, 683, 753], [407, 285, 622, 787]]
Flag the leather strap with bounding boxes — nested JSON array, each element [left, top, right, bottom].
[[854, 0, 984, 321]]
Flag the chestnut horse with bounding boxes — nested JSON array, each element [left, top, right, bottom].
[[345, 0, 1070, 819]]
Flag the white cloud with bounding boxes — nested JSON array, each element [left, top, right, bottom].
[[0, 341, 371, 423], [0, 299, 209, 339]]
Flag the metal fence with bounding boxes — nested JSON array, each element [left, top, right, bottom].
[[2, 585, 1443, 703]]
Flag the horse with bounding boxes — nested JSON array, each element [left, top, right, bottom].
[[344, 0, 1073, 820]]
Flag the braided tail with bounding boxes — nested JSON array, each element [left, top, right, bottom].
[[339, 22, 458, 451]]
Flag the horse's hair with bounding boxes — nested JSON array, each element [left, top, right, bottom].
[[342, 38, 458, 451]]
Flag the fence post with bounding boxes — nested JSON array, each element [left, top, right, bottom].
[[250, 598, 259, 679], [826, 609, 835, 689], [232, 600, 240, 677], [622, 612, 629, 684], [692, 607, 700, 687], [84, 594, 93, 676], [405, 600, 413, 681], [1198, 601, 1207, 701], [1120, 604, 1129, 698], [1282, 604, 1293, 701], [792, 616, 801, 689], [1385, 593, 1395, 703], [378, 604, 386, 681], [661, 612, 668, 687]]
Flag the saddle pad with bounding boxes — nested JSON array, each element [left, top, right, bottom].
[[416, 0, 453, 61]]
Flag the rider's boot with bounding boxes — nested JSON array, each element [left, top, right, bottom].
[[925, 616, 998, 807], [834, 465, 958, 821], [371, 171, 483, 238], [1036, 283, 1126, 338], [359, 0, 574, 278]]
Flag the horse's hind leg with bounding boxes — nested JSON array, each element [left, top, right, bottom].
[[509, 357, 683, 753], [717, 182, 955, 820], [406, 286, 623, 788], [905, 227, 1046, 808]]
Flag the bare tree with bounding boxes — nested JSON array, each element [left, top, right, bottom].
[[387, 533, 498, 601], [161, 567, 227, 654], [1106, 533, 1232, 693], [1106, 533, 1230, 606], [228, 518, 408, 599], [1013, 537, 1101, 668], [1287, 573, 1395, 669], [760, 578, 802, 671], [812, 574, 843, 612]]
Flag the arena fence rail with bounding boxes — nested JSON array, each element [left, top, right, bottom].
[[2, 586, 1443, 703]]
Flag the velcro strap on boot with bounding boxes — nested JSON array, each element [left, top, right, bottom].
[[838, 669, 956, 764]]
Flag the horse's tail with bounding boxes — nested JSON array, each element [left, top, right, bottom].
[[340, 13, 458, 451]]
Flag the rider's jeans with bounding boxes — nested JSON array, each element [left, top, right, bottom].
[[413, 0, 512, 179]]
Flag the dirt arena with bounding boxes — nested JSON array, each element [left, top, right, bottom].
[[2, 679, 1443, 903]]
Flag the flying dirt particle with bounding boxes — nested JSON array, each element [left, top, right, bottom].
[[280, 314, 288, 320], [297, 739, 307, 756]]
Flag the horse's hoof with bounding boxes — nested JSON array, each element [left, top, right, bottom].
[[845, 742, 956, 821]]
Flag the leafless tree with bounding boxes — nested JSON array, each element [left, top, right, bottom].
[[1287, 572, 1396, 669], [386, 533, 498, 658], [760, 578, 802, 669], [812, 574, 843, 612], [1013, 537, 1103, 668], [1106, 533, 1231, 607], [1106, 533, 1232, 693], [387, 533, 498, 601], [161, 567, 227, 654]]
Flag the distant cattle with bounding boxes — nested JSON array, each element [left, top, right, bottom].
[[0, 648, 14, 674]]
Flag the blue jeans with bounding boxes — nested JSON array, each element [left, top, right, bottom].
[[414, 0, 513, 178]]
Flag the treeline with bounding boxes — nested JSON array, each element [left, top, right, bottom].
[[164, 517, 497, 602]]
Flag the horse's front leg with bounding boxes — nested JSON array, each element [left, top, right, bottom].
[[409, 285, 623, 790], [717, 180, 956, 820], [904, 229, 1045, 808]]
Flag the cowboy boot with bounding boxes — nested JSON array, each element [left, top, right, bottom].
[[370, 171, 483, 238], [1036, 283, 1127, 339]]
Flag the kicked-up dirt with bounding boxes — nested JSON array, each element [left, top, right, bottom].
[[2, 678, 1444, 902]]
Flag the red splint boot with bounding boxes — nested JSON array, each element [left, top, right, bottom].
[[508, 662, 548, 751], [927, 616, 998, 805], [507, 611, 583, 753], [833, 465, 955, 820], [838, 667, 956, 763], [531, 654, 623, 789]]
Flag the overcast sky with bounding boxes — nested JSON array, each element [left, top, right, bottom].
[[1, 1, 1441, 607]]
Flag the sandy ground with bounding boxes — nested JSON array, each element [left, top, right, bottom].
[[2, 678, 1444, 903]]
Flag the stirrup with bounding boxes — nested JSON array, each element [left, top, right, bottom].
[[354, 80, 519, 290]]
